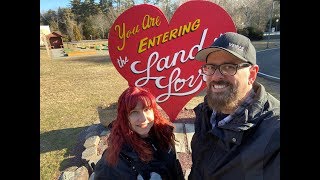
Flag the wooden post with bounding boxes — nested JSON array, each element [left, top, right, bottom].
[[41, 34, 51, 58]]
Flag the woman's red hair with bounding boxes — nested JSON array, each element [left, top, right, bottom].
[[106, 86, 175, 166]]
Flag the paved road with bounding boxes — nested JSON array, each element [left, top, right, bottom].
[[257, 48, 280, 81], [51, 48, 66, 59], [173, 123, 194, 179]]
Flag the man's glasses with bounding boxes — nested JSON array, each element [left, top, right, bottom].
[[201, 63, 251, 76]]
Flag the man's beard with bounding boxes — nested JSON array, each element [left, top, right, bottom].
[[206, 80, 239, 112]]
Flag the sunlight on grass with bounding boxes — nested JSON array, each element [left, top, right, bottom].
[[40, 49, 127, 179], [40, 150, 66, 180]]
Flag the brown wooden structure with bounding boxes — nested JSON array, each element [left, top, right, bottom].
[[46, 32, 64, 49]]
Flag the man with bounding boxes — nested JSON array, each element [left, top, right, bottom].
[[188, 32, 279, 180]]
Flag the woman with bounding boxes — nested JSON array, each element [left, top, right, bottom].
[[94, 86, 184, 180]]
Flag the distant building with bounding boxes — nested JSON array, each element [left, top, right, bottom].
[[46, 31, 64, 49]]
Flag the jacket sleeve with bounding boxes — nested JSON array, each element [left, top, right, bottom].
[[94, 156, 121, 180], [94, 151, 134, 180], [94, 159, 111, 179], [263, 127, 280, 180], [167, 147, 184, 180], [156, 145, 184, 180]]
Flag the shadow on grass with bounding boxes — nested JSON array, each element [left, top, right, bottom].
[[40, 126, 90, 154], [58, 103, 119, 171], [40, 126, 90, 170], [40, 103, 119, 172], [66, 55, 112, 64]]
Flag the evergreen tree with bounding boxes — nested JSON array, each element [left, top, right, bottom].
[[73, 24, 82, 41]]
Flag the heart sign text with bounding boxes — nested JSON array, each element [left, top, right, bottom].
[[108, 0, 236, 121]]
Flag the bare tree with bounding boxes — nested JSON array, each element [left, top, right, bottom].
[[89, 12, 109, 39], [41, 10, 60, 31], [208, 0, 274, 31], [155, 0, 180, 21], [106, 7, 121, 25]]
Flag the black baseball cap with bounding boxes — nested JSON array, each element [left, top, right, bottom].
[[195, 32, 256, 64]]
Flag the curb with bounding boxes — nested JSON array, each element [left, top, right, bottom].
[[257, 72, 280, 83]]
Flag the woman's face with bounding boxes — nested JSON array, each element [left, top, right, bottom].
[[128, 101, 155, 137]]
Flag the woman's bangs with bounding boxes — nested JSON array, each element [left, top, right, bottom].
[[138, 95, 153, 108], [127, 91, 153, 112]]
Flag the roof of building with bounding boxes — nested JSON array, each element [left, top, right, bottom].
[[46, 31, 63, 38]]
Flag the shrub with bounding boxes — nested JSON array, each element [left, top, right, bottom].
[[237, 28, 249, 37], [237, 27, 264, 41], [62, 36, 70, 42]]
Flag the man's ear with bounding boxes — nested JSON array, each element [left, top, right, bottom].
[[248, 65, 259, 85]]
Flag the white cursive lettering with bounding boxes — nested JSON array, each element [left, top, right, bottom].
[[130, 29, 208, 103]]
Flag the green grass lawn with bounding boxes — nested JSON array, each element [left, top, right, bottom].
[[40, 50, 127, 179], [40, 39, 279, 179]]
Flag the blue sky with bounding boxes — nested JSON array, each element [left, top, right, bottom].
[[40, 0, 73, 12], [40, 0, 145, 12]]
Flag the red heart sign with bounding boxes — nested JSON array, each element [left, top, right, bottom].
[[108, 0, 235, 121]]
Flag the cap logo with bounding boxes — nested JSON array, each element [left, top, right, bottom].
[[228, 43, 244, 51]]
